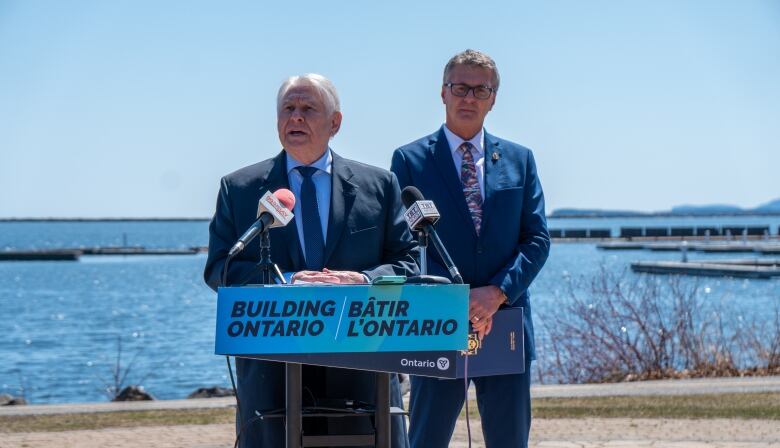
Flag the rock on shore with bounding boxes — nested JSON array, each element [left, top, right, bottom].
[[0, 393, 27, 406], [112, 386, 154, 401], [187, 386, 235, 399]]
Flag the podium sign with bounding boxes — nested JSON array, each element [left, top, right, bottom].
[[215, 284, 469, 355], [252, 307, 525, 378]]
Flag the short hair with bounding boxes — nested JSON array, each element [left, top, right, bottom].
[[443, 49, 500, 91], [277, 73, 340, 115]]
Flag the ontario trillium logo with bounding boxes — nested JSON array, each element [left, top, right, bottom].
[[437, 357, 449, 370]]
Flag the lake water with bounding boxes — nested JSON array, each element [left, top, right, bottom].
[[1, 218, 778, 404]]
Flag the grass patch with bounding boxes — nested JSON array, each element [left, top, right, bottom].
[[0, 408, 235, 433], [3, 392, 778, 433], [460, 392, 780, 420]]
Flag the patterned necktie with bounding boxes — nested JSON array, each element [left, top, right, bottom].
[[296, 166, 325, 270], [459, 142, 483, 234]]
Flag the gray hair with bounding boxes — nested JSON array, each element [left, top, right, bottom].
[[443, 49, 500, 90], [277, 73, 340, 115]]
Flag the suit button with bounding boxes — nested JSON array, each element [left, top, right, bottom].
[[476, 244, 483, 254]]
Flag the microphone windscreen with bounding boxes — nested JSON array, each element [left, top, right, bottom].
[[401, 186, 424, 208], [273, 188, 296, 210]]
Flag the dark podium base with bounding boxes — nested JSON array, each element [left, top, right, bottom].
[[269, 367, 399, 448]]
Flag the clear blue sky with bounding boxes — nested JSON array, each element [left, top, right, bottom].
[[1, 0, 778, 218]]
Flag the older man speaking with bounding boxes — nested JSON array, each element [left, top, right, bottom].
[[205, 74, 417, 447]]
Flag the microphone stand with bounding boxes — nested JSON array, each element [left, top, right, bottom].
[[232, 230, 286, 286], [221, 229, 292, 447], [418, 230, 428, 276]]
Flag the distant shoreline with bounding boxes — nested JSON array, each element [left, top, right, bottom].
[[549, 212, 780, 219], [0, 218, 211, 222], [2, 212, 780, 222]]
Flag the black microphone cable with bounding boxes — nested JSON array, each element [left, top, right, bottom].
[[221, 253, 244, 448], [464, 354, 472, 448]]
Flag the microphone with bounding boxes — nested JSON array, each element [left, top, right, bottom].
[[402, 190, 440, 230], [401, 186, 463, 284], [228, 189, 295, 257]]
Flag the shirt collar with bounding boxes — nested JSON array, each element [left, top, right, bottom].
[[442, 125, 485, 157], [286, 147, 333, 175]]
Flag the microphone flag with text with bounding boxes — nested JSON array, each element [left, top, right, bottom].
[[401, 186, 463, 284], [228, 189, 295, 257]]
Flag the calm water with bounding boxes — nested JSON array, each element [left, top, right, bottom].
[[1, 219, 778, 403]]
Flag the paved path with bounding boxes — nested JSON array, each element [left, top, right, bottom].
[[529, 375, 780, 399], [0, 397, 235, 416], [451, 418, 780, 448], [2, 376, 778, 447], [1, 419, 778, 448], [4, 375, 778, 417]]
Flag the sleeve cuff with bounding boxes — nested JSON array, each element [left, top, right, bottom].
[[281, 271, 295, 284]]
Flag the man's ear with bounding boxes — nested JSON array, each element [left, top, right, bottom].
[[330, 111, 343, 136]]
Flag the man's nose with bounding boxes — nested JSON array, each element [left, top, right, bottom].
[[291, 108, 305, 121], [462, 92, 478, 103]]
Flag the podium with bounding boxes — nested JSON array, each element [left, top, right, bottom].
[[215, 283, 524, 447]]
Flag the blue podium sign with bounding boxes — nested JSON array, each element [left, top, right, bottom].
[[215, 284, 469, 355]]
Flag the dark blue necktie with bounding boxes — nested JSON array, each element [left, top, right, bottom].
[[296, 166, 325, 270]]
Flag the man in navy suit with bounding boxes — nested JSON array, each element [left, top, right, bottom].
[[205, 73, 417, 447], [391, 50, 550, 447]]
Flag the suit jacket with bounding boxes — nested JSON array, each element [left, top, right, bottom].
[[391, 127, 550, 360], [204, 150, 418, 288], [204, 150, 417, 447]]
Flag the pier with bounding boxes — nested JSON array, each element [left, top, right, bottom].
[[631, 259, 780, 279], [0, 247, 207, 261], [0, 250, 81, 261], [551, 224, 778, 241], [597, 241, 780, 254]]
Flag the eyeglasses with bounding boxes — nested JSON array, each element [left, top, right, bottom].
[[444, 83, 496, 100]]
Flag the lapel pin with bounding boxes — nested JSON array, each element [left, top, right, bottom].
[[492, 151, 500, 161]]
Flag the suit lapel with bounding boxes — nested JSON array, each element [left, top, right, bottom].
[[324, 152, 357, 265], [429, 128, 473, 229], [259, 151, 304, 269], [481, 132, 505, 237]]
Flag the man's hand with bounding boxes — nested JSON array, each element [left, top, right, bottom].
[[292, 270, 341, 284], [292, 268, 367, 284], [471, 316, 493, 341], [322, 268, 367, 284], [468, 285, 505, 329]]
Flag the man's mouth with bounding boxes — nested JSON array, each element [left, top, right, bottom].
[[288, 130, 307, 136]]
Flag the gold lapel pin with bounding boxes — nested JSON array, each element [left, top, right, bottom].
[[492, 151, 500, 161]]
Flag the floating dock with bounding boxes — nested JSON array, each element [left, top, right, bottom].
[[550, 224, 778, 241], [598, 242, 780, 254], [631, 259, 780, 279], [0, 250, 81, 261], [0, 247, 207, 261]]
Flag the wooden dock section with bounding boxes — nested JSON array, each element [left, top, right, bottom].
[[0, 250, 81, 261], [695, 244, 762, 254], [0, 247, 207, 261], [593, 242, 646, 250], [81, 247, 202, 256], [551, 223, 779, 241], [631, 259, 780, 279], [599, 241, 780, 254]]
